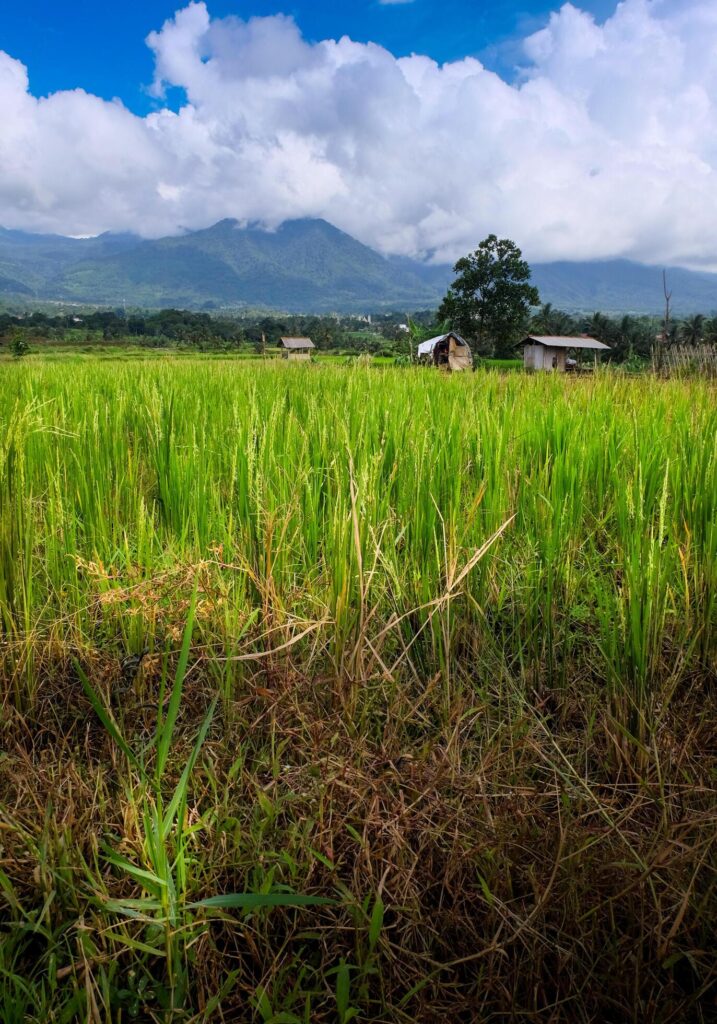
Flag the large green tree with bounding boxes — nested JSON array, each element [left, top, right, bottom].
[[438, 235, 539, 357]]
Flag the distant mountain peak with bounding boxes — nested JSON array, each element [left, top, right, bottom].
[[188, 217, 242, 236], [0, 218, 715, 313], [197, 216, 341, 235]]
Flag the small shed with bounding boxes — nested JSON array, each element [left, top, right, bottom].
[[521, 335, 610, 372], [417, 332, 472, 372], [279, 337, 315, 361]]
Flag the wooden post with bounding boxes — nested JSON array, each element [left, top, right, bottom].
[[652, 270, 673, 372], [662, 270, 672, 348]]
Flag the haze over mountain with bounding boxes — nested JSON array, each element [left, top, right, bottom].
[[1, 219, 716, 315]]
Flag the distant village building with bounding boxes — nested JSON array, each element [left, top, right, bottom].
[[417, 332, 473, 372], [521, 335, 610, 372], [279, 337, 315, 361]]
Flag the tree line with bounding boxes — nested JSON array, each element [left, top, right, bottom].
[[0, 308, 417, 355], [2, 235, 716, 363]]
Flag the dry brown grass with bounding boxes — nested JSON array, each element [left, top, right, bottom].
[[2, 618, 716, 1022]]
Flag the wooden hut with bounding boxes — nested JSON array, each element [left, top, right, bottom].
[[521, 335, 610, 371], [417, 332, 472, 372], [279, 337, 315, 361]]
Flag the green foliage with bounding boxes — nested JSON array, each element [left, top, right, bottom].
[[8, 328, 29, 358], [2, 303, 716, 365], [0, 308, 425, 355], [680, 313, 705, 344], [438, 235, 540, 356]]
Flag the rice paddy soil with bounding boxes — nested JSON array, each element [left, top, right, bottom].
[[0, 360, 715, 1022]]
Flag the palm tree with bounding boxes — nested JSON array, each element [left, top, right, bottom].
[[530, 303, 554, 333], [679, 314, 705, 346], [530, 303, 576, 335], [404, 316, 438, 362], [616, 315, 637, 360], [704, 316, 717, 344], [586, 312, 613, 345], [553, 310, 575, 335]]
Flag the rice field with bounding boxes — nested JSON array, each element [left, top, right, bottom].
[[1, 359, 716, 1022]]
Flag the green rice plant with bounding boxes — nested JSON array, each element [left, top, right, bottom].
[[597, 460, 672, 744], [1, 358, 716, 1021], [76, 589, 332, 1016], [0, 361, 714, 725]]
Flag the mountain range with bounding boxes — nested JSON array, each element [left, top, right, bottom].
[[1, 218, 716, 314]]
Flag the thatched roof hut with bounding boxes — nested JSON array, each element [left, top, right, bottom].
[[417, 332, 472, 372]]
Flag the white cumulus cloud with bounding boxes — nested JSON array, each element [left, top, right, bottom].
[[1, 0, 717, 267]]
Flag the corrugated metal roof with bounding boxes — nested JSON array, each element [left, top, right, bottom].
[[417, 331, 469, 356], [523, 335, 610, 350], [280, 337, 315, 350]]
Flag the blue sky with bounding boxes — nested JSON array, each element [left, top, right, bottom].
[[2, 0, 615, 112]]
